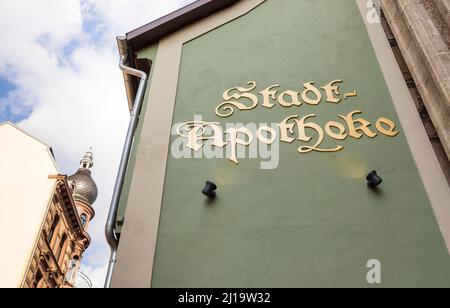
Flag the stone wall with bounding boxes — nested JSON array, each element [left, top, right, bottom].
[[380, 0, 450, 184]]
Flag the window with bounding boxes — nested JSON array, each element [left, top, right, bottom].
[[47, 215, 60, 244], [55, 234, 67, 262], [33, 270, 44, 288], [80, 214, 87, 227]]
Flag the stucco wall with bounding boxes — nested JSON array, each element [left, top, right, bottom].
[[0, 123, 58, 288], [151, 0, 450, 287], [113, 0, 450, 287]]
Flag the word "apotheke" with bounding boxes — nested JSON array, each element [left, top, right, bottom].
[[177, 110, 399, 164]]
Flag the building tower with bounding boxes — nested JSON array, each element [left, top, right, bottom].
[[18, 146, 98, 288], [65, 150, 97, 287], [69, 150, 97, 231]]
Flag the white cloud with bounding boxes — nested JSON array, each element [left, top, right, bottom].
[[85, 0, 196, 37], [0, 0, 195, 287], [78, 263, 108, 288]]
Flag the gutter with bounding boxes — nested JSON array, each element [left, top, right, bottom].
[[104, 36, 149, 288], [117, 37, 139, 113]]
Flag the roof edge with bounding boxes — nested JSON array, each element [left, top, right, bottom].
[[0, 122, 59, 172], [126, 0, 239, 51]]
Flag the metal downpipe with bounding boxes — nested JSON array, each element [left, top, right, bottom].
[[104, 40, 148, 288]]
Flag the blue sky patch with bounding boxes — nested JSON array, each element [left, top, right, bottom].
[[0, 76, 15, 98], [0, 105, 32, 124], [63, 39, 81, 57], [0, 77, 32, 123]]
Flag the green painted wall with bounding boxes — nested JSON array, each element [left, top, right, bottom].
[[116, 44, 158, 234], [149, 0, 450, 287]]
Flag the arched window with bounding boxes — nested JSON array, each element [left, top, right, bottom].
[[47, 215, 60, 244], [80, 214, 87, 227]]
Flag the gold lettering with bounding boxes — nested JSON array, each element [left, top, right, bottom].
[[256, 126, 277, 145], [376, 117, 399, 137], [339, 110, 377, 139], [226, 127, 254, 164], [301, 82, 322, 105], [177, 121, 227, 151], [296, 114, 344, 153], [278, 90, 302, 108], [322, 80, 342, 103], [325, 121, 348, 140], [278, 115, 298, 144], [259, 84, 279, 109], [344, 90, 357, 98], [216, 81, 258, 118], [201, 81, 402, 162]]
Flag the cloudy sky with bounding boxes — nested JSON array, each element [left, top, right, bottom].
[[0, 0, 194, 288]]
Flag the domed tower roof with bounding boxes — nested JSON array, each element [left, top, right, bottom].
[[68, 150, 98, 206]]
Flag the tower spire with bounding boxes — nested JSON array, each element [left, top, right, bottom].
[[80, 148, 94, 170], [68, 148, 98, 206]]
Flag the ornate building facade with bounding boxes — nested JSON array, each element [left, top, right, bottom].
[[22, 151, 98, 288]]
